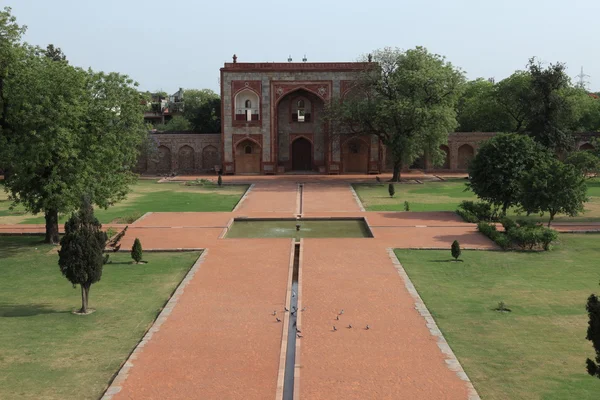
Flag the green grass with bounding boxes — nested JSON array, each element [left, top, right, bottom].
[[0, 236, 200, 399], [355, 178, 600, 222], [0, 179, 248, 225], [395, 234, 600, 400]]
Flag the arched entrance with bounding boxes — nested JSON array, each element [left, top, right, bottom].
[[457, 144, 474, 170], [235, 139, 260, 174], [343, 138, 369, 173], [580, 143, 595, 151], [178, 145, 195, 174], [202, 145, 219, 171], [291, 137, 312, 171]]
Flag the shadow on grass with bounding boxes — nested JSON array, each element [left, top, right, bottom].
[[0, 303, 69, 317], [0, 236, 49, 259]]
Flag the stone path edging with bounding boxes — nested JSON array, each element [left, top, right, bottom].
[[100, 249, 209, 400], [386, 248, 481, 400], [133, 212, 153, 224], [275, 240, 296, 400], [349, 184, 366, 212], [232, 184, 255, 212]]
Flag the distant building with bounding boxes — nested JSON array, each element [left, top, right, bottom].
[[142, 88, 184, 126]]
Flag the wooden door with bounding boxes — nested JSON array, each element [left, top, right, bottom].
[[292, 138, 312, 171]]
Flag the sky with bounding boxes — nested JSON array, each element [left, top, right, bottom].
[[5, 0, 600, 94]]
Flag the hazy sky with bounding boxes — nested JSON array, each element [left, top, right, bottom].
[[6, 0, 599, 94]]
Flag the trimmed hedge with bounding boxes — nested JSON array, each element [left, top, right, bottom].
[[477, 220, 557, 251], [456, 201, 499, 223]]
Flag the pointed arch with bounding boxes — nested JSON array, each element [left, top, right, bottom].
[[457, 144, 474, 170]]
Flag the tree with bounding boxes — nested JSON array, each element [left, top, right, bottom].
[[586, 293, 600, 379], [131, 238, 143, 263], [456, 78, 509, 132], [43, 44, 66, 62], [182, 89, 221, 133], [0, 46, 147, 243], [565, 88, 600, 132], [58, 197, 107, 314], [524, 58, 575, 153], [519, 158, 588, 226], [565, 151, 600, 178], [468, 133, 550, 215], [155, 115, 191, 132], [451, 240, 461, 261], [388, 183, 395, 198], [494, 71, 531, 133], [326, 47, 464, 181]]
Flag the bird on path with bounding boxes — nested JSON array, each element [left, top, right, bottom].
[[276, 317, 281, 322], [339, 309, 344, 315], [292, 291, 296, 297], [333, 326, 337, 331], [347, 324, 352, 329], [272, 310, 277, 316], [366, 325, 370, 330], [301, 307, 306, 312], [284, 307, 289, 312], [297, 333, 303, 338], [336, 315, 339, 320]]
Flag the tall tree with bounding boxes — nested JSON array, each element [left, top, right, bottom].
[[587, 293, 600, 379], [494, 71, 531, 133], [326, 47, 465, 181], [43, 44, 66, 62], [468, 133, 550, 215], [525, 58, 575, 152], [456, 78, 506, 132], [58, 196, 107, 314], [519, 158, 588, 226], [182, 89, 221, 132], [0, 45, 147, 243]]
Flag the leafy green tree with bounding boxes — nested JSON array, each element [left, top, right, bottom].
[[131, 238, 143, 263], [494, 71, 531, 133], [0, 44, 147, 243], [326, 47, 464, 181], [587, 293, 600, 379], [565, 88, 600, 132], [456, 78, 509, 132], [468, 133, 550, 215], [43, 44, 66, 62], [182, 89, 221, 133], [524, 58, 575, 152], [565, 151, 600, 178], [58, 197, 107, 314], [155, 115, 191, 131], [451, 240, 461, 261], [388, 183, 395, 198], [519, 158, 588, 226]]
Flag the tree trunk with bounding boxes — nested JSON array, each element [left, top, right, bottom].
[[548, 212, 555, 227], [391, 160, 402, 182], [80, 284, 87, 314], [44, 208, 60, 244], [502, 203, 509, 217]]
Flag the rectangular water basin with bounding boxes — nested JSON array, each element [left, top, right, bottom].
[[225, 218, 373, 239]]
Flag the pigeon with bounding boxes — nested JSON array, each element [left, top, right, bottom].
[[292, 291, 296, 297], [297, 333, 303, 338], [272, 311, 277, 316], [333, 326, 337, 331], [366, 325, 370, 330], [336, 315, 339, 320], [296, 328, 301, 333], [276, 317, 281, 322], [284, 307, 289, 312], [347, 324, 352, 329], [301, 307, 306, 312], [339, 309, 344, 315]]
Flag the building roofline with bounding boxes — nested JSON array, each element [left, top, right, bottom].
[[221, 62, 373, 73]]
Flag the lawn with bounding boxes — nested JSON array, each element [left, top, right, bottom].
[[0, 179, 248, 224], [0, 236, 200, 399], [395, 234, 600, 400], [355, 177, 600, 222]]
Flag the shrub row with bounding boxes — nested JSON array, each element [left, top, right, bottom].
[[456, 201, 499, 223], [477, 219, 557, 251]]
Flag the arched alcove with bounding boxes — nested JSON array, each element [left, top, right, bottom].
[[457, 144, 474, 170]]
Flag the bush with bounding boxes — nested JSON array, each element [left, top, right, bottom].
[[451, 240, 461, 260], [477, 221, 497, 237], [457, 200, 498, 222], [506, 225, 558, 251], [131, 238, 143, 263], [501, 217, 517, 232], [388, 183, 395, 198], [404, 201, 410, 211]]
